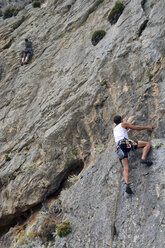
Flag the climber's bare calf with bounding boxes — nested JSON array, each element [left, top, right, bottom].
[[137, 141, 151, 160]]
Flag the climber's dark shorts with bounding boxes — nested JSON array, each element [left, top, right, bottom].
[[23, 48, 32, 59], [117, 138, 138, 159], [24, 48, 32, 55]]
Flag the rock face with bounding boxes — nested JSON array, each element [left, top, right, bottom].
[[0, 0, 32, 11], [0, 0, 164, 247]]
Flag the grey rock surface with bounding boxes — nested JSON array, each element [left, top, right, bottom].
[[0, 0, 33, 11], [54, 139, 165, 248], [0, 0, 164, 247]]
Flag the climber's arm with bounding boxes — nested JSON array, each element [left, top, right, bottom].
[[122, 122, 152, 131]]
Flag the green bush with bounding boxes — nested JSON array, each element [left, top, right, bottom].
[[148, 73, 153, 80], [0, 9, 2, 17], [32, 0, 41, 8], [3, 6, 16, 19], [100, 80, 107, 86], [72, 149, 78, 156], [57, 220, 71, 238], [150, 0, 156, 7], [5, 154, 11, 162], [13, 7, 22, 16], [37, 217, 56, 241], [108, 1, 125, 25], [91, 30, 106, 46]]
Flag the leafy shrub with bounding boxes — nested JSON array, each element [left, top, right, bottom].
[[13, 6, 23, 16], [67, 157, 74, 163], [100, 80, 107, 86], [108, 1, 125, 25], [5, 154, 11, 162], [16, 230, 38, 246], [57, 220, 71, 238], [3, 6, 16, 19], [91, 30, 106, 46], [72, 149, 78, 156], [3, 6, 21, 19], [38, 217, 56, 241], [148, 73, 153, 80], [32, 0, 41, 8], [150, 0, 156, 8], [0, 9, 2, 17], [67, 175, 79, 185]]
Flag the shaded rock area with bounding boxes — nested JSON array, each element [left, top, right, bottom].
[[0, 0, 165, 247]]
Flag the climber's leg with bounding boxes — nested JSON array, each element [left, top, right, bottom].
[[138, 141, 152, 166], [121, 157, 133, 194], [25, 53, 30, 63], [121, 158, 129, 184], [21, 52, 26, 66]]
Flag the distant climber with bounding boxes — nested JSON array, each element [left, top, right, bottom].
[[21, 39, 33, 66], [113, 115, 152, 195]]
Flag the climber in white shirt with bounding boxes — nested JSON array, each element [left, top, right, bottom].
[[113, 115, 152, 194]]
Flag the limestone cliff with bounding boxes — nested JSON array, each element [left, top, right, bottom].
[[0, 0, 164, 247]]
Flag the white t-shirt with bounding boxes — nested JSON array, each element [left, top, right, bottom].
[[113, 123, 129, 143]]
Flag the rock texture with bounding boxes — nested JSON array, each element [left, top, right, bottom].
[[0, 0, 32, 11], [0, 0, 165, 247]]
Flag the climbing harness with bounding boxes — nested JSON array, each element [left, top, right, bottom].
[[116, 138, 138, 160], [110, 161, 122, 248]]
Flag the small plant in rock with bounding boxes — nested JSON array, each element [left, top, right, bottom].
[[32, 0, 41, 8], [38, 217, 56, 242], [57, 220, 71, 238], [96, 0, 104, 4], [67, 157, 74, 163], [5, 154, 11, 162], [16, 230, 38, 246], [0, 9, 2, 17], [108, 1, 125, 25], [91, 30, 106, 46], [100, 80, 107, 86], [150, 0, 156, 8], [72, 149, 78, 156], [13, 6, 24, 16], [38, 142, 42, 148], [148, 73, 153, 80], [3, 6, 16, 19], [67, 175, 79, 185], [59, 187, 69, 201]]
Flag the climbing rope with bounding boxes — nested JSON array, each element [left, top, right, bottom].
[[110, 161, 122, 248]]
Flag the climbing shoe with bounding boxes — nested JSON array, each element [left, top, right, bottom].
[[140, 159, 153, 167], [21, 62, 23, 66], [125, 184, 134, 195]]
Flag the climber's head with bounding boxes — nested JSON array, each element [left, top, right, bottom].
[[25, 38, 28, 42], [113, 115, 123, 125]]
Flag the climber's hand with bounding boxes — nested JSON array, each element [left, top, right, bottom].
[[147, 125, 152, 131]]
